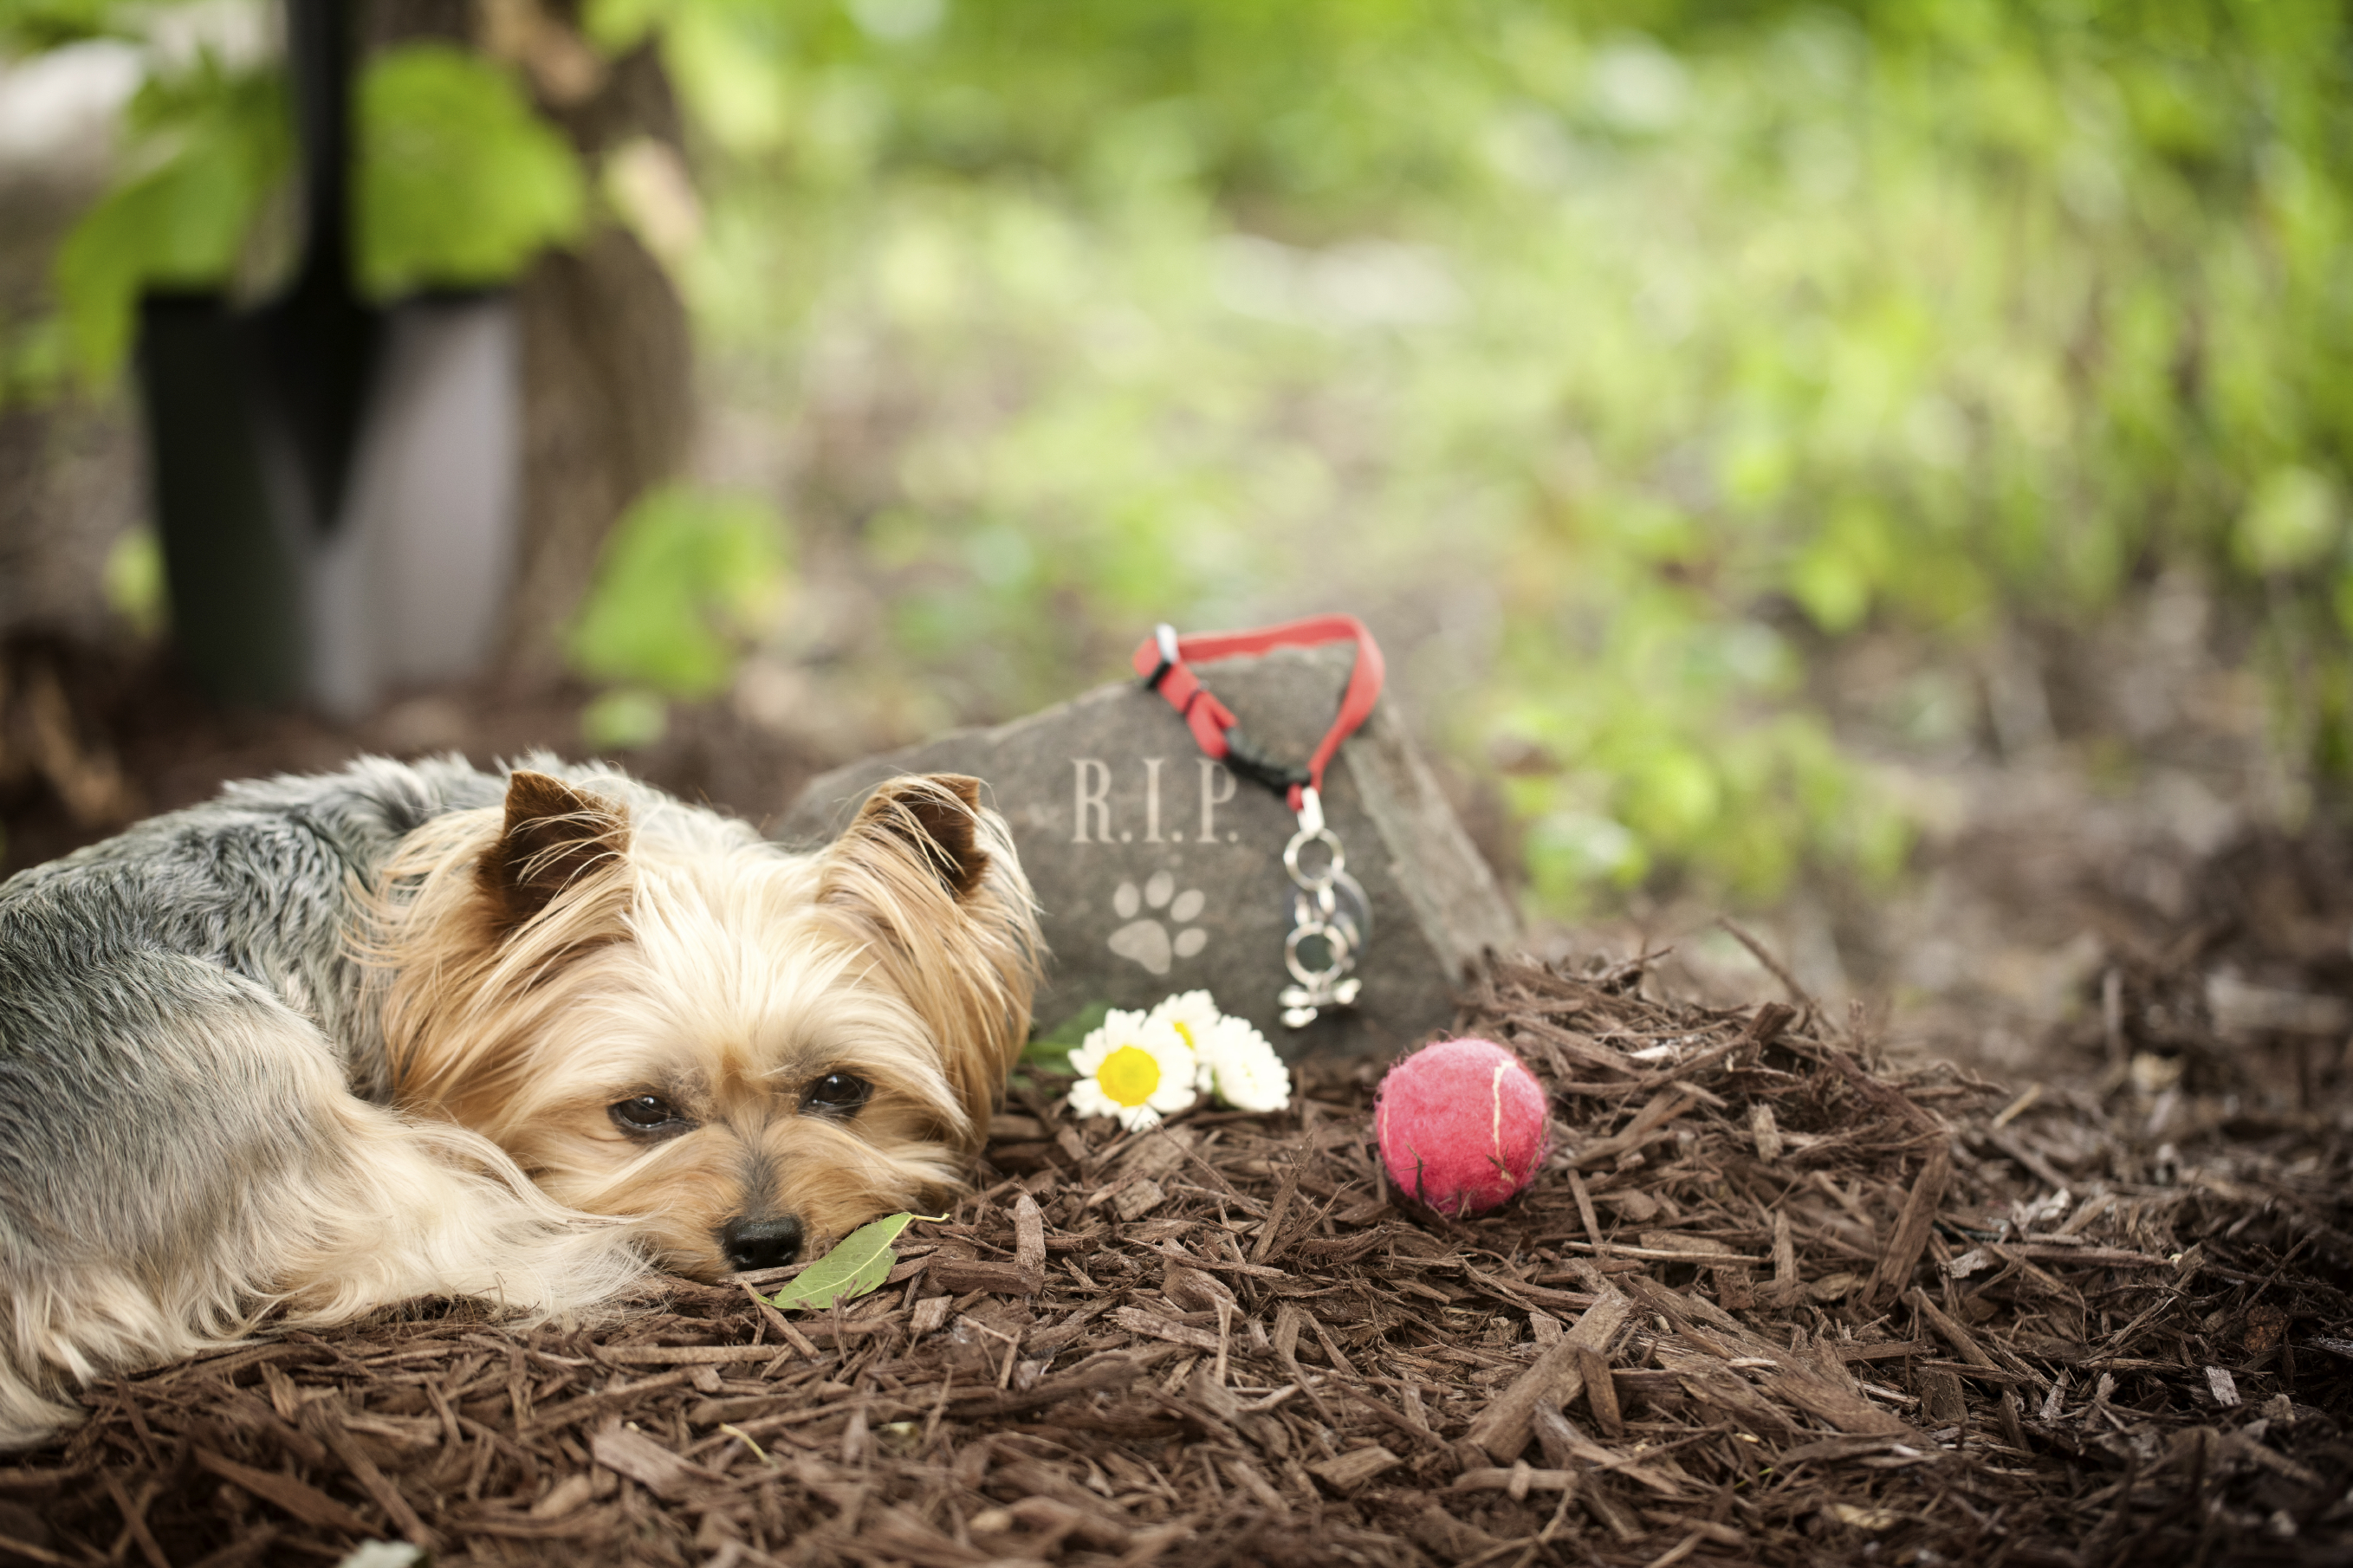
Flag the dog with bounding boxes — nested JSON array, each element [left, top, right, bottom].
[[0, 755, 1038, 1446]]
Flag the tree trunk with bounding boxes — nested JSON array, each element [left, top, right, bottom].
[[504, 223, 692, 676], [368, 0, 694, 680]]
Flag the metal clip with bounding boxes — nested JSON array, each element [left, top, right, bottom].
[[1277, 787, 1368, 1027], [1144, 622, 1181, 689]]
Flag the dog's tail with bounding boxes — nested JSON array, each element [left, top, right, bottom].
[[272, 1098, 652, 1327], [0, 959, 649, 1450]]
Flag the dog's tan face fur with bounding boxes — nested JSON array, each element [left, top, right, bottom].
[[369, 770, 1036, 1280]]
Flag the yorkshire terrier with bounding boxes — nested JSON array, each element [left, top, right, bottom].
[[0, 756, 1038, 1445]]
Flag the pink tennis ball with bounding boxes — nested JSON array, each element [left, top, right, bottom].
[[1375, 1037, 1551, 1216]]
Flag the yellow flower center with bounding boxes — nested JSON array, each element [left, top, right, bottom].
[[1096, 1045, 1163, 1107]]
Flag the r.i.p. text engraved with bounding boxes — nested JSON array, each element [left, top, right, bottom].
[[1071, 758, 1241, 846]]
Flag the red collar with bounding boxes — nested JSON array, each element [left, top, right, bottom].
[[1131, 615, 1385, 813]]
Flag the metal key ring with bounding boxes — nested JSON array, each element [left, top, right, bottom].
[[1284, 920, 1353, 987], [1283, 826, 1345, 890]]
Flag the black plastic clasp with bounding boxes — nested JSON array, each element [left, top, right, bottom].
[[1225, 730, 1312, 797]]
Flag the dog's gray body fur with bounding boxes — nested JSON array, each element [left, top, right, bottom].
[[0, 756, 645, 1446], [2, 756, 493, 1105]]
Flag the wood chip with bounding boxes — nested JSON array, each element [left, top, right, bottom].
[[1565, 1241, 1765, 1265], [309, 1406, 440, 1550], [1568, 1166, 1608, 1258], [590, 1422, 713, 1501], [1012, 1192, 1047, 1292], [1465, 1287, 1633, 1461], [1572, 1087, 1699, 1170], [191, 1451, 368, 1533], [1452, 1465, 1577, 1493], [929, 1258, 1039, 1295], [1114, 1179, 1168, 1221], [528, 1473, 596, 1520], [1765, 1367, 1918, 1440], [1112, 1307, 1222, 1352], [594, 1344, 769, 1366], [1906, 1289, 2000, 1370], [1577, 1345, 1624, 1437], [1922, 1368, 1967, 1427], [1308, 1446, 1401, 1491], [1866, 1144, 1951, 1307]]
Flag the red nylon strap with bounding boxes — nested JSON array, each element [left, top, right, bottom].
[[1130, 614, 1385, 812]]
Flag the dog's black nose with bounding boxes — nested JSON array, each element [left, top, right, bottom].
[[721, 1215, 804, 1273]]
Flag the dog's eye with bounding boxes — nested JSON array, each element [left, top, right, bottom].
[[610, 1094, 686, 1134], [804, 1073, 872, 1116]]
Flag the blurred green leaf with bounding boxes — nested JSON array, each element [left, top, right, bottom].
[[355, 44, 587, 299], [2236, 468, 2340, 576], [580, 687, 669, 752], [101, 528, 165, 638], [1023, 1001, 1110, 1069], [52, 57, 290, 377], [0, 0, 129, 50], [567, 485, 789, 698], [663, 1, 793, 154], [1526, 812, 1646, 912], [580, 0, 671, 55]]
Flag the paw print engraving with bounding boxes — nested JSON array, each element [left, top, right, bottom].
[[1106, 871, 1208, 976]]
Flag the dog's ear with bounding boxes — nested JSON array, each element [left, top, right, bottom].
[[839, 774, 990, 901], [820, 774, 1038, 1143], [475, 770, 631, 930]]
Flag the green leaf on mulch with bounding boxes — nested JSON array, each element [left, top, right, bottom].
[[768, 1213, 931, 1312]]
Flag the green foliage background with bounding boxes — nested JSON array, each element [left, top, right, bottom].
[[7, 1, 590, 379], [663, 0, 2351, 912], [10, 0, 2352, 917]]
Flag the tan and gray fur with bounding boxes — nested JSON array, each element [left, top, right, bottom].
[[0, 755, 1037, 1447]]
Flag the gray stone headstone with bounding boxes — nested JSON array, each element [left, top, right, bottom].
[[776, 645, 1520, 1057]]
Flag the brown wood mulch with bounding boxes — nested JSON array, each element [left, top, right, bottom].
[[8, 953, 2351, 1568]]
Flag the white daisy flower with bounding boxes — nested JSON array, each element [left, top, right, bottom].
[[1066, 1008, 1198, 1130], [1147, 990, 1227, 1088], [1196, 1014, 1292, 1113]]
